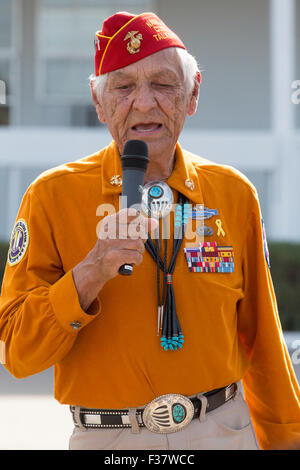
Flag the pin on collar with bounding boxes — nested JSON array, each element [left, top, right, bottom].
[[110, 175, 122, 187], [185, 179, 195, 191]]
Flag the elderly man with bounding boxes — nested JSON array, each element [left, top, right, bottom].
[[0, 11, 299, 451]]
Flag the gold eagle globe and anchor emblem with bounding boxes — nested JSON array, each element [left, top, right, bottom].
[[110, 174, 122, 187], [124, 31, 143, 54]]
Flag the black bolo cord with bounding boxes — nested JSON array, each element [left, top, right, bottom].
[[145, 193, 189, 351]]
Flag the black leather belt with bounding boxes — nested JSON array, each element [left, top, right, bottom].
[[70, 383, 237, 434]]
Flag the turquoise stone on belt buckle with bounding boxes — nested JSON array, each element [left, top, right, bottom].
[[143, 394, 194, 433]]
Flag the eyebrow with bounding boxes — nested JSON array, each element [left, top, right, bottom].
[[109, 68, 180, 82], [150, 70, 180, 81]]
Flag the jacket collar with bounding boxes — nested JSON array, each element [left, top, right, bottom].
[[101, 140, 203, 204]]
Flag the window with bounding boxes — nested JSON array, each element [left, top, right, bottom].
[[36, 0, 153, 127], [295, 0, 300, 129], [0, 0, 16, 125]]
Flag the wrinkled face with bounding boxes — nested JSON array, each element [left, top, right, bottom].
[[95, 49, 197, 160]]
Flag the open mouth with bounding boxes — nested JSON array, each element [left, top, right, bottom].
[[131, 123, 162, 133]]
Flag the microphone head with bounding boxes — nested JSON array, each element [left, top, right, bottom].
[[121, 140, 149, 171]]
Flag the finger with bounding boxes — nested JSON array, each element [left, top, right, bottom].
[[108, 248, 144, 268], [116, 238, 145, 254], [99, 237, 145, 255], [127, 214, 160, 240], [147, 217, 159, 233], [112, 208, 143, 240], [100, 210, 159, 241], [99, 210, 139, 240], [116, 207, 140, 225]]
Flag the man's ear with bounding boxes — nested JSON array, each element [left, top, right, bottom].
[[90, 81, 106, 123], [187, 72, 200, 117]]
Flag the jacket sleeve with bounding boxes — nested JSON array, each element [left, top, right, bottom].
[[237, 188, 300, 450], [0, 186, 101, 379]]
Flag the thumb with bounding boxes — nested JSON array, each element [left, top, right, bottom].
[[147, 216, 159, 233]]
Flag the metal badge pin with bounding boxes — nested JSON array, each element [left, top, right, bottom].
[[191, 205, 218, 220], [124, 31, 143, 54], [185, 179, 195, 191], [196, 224, 214, 237], [141, 181, 174, 218], [110, 175, 122, 187]]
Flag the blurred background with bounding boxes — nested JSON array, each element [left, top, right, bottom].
[[0, 0, 299, 449]]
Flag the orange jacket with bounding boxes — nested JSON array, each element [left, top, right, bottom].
[[0, 141, 299, 449]]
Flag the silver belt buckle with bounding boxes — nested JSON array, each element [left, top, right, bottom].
[[143, 394, 194, 434]]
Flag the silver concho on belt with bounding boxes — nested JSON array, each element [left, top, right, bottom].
[[143, 394, 194, 434], [141, 181, 174, 219]]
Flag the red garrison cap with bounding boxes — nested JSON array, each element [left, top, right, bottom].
[[94, 11, 186, 76]]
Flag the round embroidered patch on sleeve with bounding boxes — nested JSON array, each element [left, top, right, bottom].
[[8, 219, 29, 266]]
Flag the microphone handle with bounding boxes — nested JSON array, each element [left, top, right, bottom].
[[118, 168, 146, 276]]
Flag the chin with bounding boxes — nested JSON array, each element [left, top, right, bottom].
[[120, 134, 175, 159], [147, 140, 175, 158]]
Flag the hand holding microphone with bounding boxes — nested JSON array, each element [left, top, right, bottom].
[[118, 140, 151, 275], [72, 140, 157, 312], [95, 139, 157, 281]]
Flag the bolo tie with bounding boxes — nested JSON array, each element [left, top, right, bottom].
[[142, 182, 190, 351]]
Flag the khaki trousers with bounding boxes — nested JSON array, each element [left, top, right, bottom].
[[69, 386, 259, 450]]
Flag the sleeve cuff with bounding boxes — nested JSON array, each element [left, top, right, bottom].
[[49, 270, 101, 334]]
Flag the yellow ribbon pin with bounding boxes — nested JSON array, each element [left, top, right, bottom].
[[216, 219, 225, 237]]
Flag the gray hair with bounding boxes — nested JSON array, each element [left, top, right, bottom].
[[89, 47, 201, 100]]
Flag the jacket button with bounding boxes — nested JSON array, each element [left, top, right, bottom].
[[70, 321, 82, 330]]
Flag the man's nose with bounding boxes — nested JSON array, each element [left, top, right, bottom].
[[132, 83, 157, 113]]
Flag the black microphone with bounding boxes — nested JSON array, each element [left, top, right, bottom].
[[118, 140, 149, 276]]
